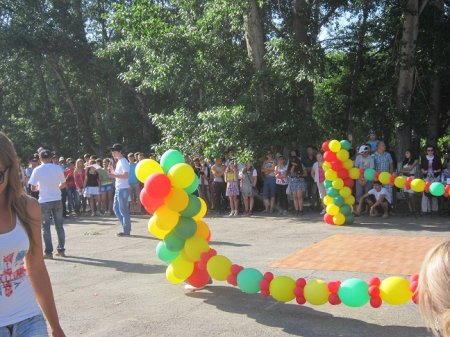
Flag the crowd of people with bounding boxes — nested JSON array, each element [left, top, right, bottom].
[[18, 131, 450, 222]]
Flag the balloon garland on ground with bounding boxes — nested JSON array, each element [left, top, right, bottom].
[[321, 139, 450, 226], [136, 149, 424, 308]]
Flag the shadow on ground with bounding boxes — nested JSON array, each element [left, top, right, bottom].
[[187, 286, 429, 337], [60, 255, 166, 274]]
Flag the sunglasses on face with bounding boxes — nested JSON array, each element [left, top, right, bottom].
[[427, 149, 434, 152], [0, 168, 8, 184]]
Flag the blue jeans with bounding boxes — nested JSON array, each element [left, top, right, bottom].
[[113, 188, 131, 234], [40, 200, 65, 254], [0, 314, 48, 337], [66, 186, 80, 213]]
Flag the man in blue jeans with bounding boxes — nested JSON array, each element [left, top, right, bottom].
[[28, 149, 67, 259], [109, 143, 131, 236]]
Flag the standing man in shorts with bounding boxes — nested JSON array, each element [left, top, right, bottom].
[[109, 144, 131, 236]]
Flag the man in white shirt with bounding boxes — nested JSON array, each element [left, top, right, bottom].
[[355, 181, 392, 218], [28, 149, 67, 258], [109, 143, 131, 236]]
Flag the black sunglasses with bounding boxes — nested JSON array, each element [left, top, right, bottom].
[[0, 168, 9, 184]]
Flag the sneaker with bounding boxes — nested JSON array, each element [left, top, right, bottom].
[[228, 211, 234, 217], [233, 210, 238, 216], [43, 253, 53, 260], [116, 232, 130, 237], [55, 251, 66, 258]]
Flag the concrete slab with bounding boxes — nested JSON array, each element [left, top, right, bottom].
[[44, 212, 449, 336]]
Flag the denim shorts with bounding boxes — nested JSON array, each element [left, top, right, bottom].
[[100, 183, 114, 193], [0, 314, 48, 337], [263, 176, 276, 198]]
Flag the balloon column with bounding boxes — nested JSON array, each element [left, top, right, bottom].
[[321, 139, 450, 226], [138, 149, 420, 308], [322, 140, 356, 225]]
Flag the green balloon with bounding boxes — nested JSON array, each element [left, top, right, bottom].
[[327, 187, 339, 197], [363, 168, 375, 181], [340, 140, 351, 150], [180, 194, 201, 217], [164, 231, 185, 252], [429, 182, 445, 197], [345, 214, 354, 224], [160, 149, 184, 174], [173, 217, 197, 239], [333, 195, 345, 206], [156, 241, 180, 264], [324, 180, 333, 189], [340, 204, 352, 216], [184, 175, 199, 195], [338, 278, 370, 307], [237, 268, 263, 294]]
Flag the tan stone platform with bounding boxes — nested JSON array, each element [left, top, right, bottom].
[[270, 234, 447, 275]]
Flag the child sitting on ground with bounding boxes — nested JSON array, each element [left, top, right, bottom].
[[355, 180, 391, 218], [418, 240, 450, 337]]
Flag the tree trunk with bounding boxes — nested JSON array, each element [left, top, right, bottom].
[[243, 0, 266, 114], [347, 1, 369, 136], [47, 56, 96, 151], [395, 0, 420, 161]]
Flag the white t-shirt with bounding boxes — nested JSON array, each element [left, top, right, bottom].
[[115, 157, 130, 190], [368, 187, 392, 204], [28, 163, 66, 203]]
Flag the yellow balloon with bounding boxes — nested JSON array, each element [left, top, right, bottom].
[[207, 255, 232, 281], [165, 188, 189, 212], [171, 255, 194, 280], [329, 140, 341, 153], [378, 172, 391, 185], [323, 195, 333, 206], [336, 149, 349, 162], [322, 161, 331, 171], [136, 159, 164, 183], [154, 205, 179, 231], [193, 197, 207, 220], [380, 277, 413, 305], [183, 236, 210, 262], [333, 212, 345, 225], [326, 204, 339, 216], [343, 159, 354, 170], [344, 195, 355, 206], [325, 169, 338, 181], [394, 176, 406, 188], [349, 167, 360, 180], [166, 265, 185, 284], [195, 220, 210, 241], [304, 279, 330, 305], [411, 179, 426, 193], [168, 163, 195, 189], [148, 217, 169, 239], [339, 186, 352, 198], [269, 276, 296, 302], [332, 178, 344, 190]]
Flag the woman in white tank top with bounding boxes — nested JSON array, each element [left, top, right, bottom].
[[0, 132, 65, 336]]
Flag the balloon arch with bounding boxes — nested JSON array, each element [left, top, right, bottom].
[[135, 146, 447, 308]]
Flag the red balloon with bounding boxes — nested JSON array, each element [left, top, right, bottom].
[[368, 285, 380, 297], [324, 213, 334, 225], [390, 175, 396, 186], [412, 292, 419, 304], [368, 277, 381, 286], [344, 178, 354, 188], [331, 161, 343, 172], [445, 185, 450, 197], [139, 189, 164, 214], [227, 274, 238, 286], [328, 293, 341, 305], [295, 277, 306, 288], [338, 168, 349, 179], [322, 141, 330, 152], [296, 295, 306, 305], [425, 181, 431, 193], [405, 177, 413, 190], [370, 296, 382, 308], [187, 263, 210, 288], [328, 281, 341, 293], [323, 151, 337, 162], [144, 173, 171, 199], [374, 171, 380, 182]]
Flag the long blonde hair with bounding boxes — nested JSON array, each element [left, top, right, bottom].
[[419, 240, 450, 337], [0, 132, 35, 251]]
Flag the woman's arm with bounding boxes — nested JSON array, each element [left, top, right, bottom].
[[25, 196, 65, 337]]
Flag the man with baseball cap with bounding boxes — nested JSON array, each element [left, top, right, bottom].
[[109, 143, 131, 236], [354, 144, 375, 206], [28, 149, 67, 258]]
